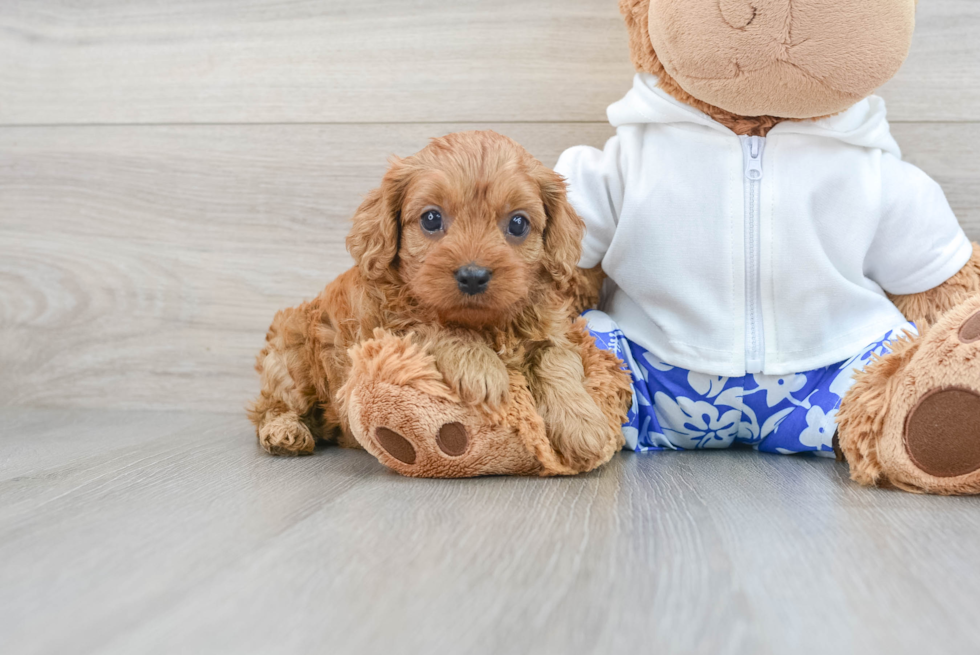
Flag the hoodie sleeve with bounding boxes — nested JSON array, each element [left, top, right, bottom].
[[864, 153, 973, 295], [554, 135, 626, 269]]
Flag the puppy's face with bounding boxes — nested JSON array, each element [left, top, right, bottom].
[[397, 159, 547, 327], [347, 131, 583, 329]]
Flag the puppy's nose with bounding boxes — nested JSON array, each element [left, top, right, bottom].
[[455, 264, 492, 296]]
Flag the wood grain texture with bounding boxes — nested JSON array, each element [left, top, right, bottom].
[[0, 0, 975, 125], [879, 0, 980, 123], [3, 122, 979, 412], [3, 4, 979, 653], [3, 408, 980, 655], [0, 0, 634, 125]]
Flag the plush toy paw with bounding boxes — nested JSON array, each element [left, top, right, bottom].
[[840, 296, 980, 494], [258, 412, 316, 456], [339, 330, 622, 478]]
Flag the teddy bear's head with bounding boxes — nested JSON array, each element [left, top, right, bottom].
[[620, 0, 916, 132]]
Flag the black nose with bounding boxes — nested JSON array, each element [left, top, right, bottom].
[[455, 264, 492, 296]]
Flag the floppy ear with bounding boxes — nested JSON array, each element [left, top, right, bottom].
[[536, 165, 585, 291], [346, 158, 407, 280]]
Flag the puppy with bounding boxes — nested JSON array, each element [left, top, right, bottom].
[[248, 130, 619, 470]]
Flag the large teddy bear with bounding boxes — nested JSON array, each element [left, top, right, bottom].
[[553, 0, 980, 494]]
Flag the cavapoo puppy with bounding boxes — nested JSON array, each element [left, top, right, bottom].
[[247, 130, 630, 477]]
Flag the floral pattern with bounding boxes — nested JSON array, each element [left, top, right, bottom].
[[584, 310, 914, 456], [654, 393, 741, 449]]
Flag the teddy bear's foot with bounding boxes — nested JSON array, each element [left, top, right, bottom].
[[839, 297, 980, 494], [349, 388, 541, 478], [891, 296, 980, 493], [340, 331, 589, 478]]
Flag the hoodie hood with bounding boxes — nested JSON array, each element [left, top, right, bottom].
[[608, 73, 902, 158]]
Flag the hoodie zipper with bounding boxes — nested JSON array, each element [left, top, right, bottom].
[[741, 135, 766, 374]]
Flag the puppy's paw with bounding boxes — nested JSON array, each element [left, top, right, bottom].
[[259, 413, 315, 456], [441, 358, 510, 412], [544, 400, 618, 472]]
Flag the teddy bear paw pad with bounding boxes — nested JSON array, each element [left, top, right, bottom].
[[435, 422, 469, 456], [372, 422, 470, 465], [904, 388, 980, 478], [958, 308, 980, 343], [375, 427, 418, 464]]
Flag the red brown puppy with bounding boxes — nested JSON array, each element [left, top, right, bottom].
[[248, 131, 631, 477]]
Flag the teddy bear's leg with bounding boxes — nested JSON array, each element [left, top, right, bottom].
[[339, 331, 547, 477], [837, 296, 980, 494], [340, 329, 628, 478]]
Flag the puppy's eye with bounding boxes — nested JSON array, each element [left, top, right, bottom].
[[420, 209, 444, 233], [507, 214, 530, 239]]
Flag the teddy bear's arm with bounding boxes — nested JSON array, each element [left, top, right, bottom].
[[888, 243, 980, 330], [555, 140, 627, 271]]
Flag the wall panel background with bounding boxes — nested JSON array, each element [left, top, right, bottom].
[[1, 0, 977, 411]]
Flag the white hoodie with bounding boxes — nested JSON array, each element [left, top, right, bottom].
[[555, 73, 972, 377]]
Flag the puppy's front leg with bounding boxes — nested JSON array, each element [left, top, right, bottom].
[[525, 343, 615, 470], [418, 330, 510, 414], [249, 303, 322, 456]]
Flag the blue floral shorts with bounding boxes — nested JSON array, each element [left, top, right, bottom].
[[583, 310, 915, 456]]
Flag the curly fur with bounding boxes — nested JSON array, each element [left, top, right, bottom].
[[248, 131, 630, 472]]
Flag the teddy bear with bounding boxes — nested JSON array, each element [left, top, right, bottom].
[[549, 0, 980, 495]]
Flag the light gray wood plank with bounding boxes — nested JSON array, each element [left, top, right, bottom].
[[0, 409, 384, 655], [891, 122, 980, 235], [0, 406, 223, 480], [0, 0, 634, 125], [2, 122, 978, 413], [3, 408, 980, 654], [0, 0, 974, 125], [879, 0, 980, 123]]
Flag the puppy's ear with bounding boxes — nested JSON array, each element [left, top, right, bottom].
[[536, 165, 585, 291], [346, 158, 407, 280]]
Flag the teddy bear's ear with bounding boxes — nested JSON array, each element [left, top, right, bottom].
[[618, 0, 662, 76], [619, 0, 647, 16], [346, 158, 408, 281], [533, 164, 584, 291]]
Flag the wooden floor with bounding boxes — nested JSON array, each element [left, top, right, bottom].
[[3, 408, 980, 654], [3, 1, 980, 652]]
